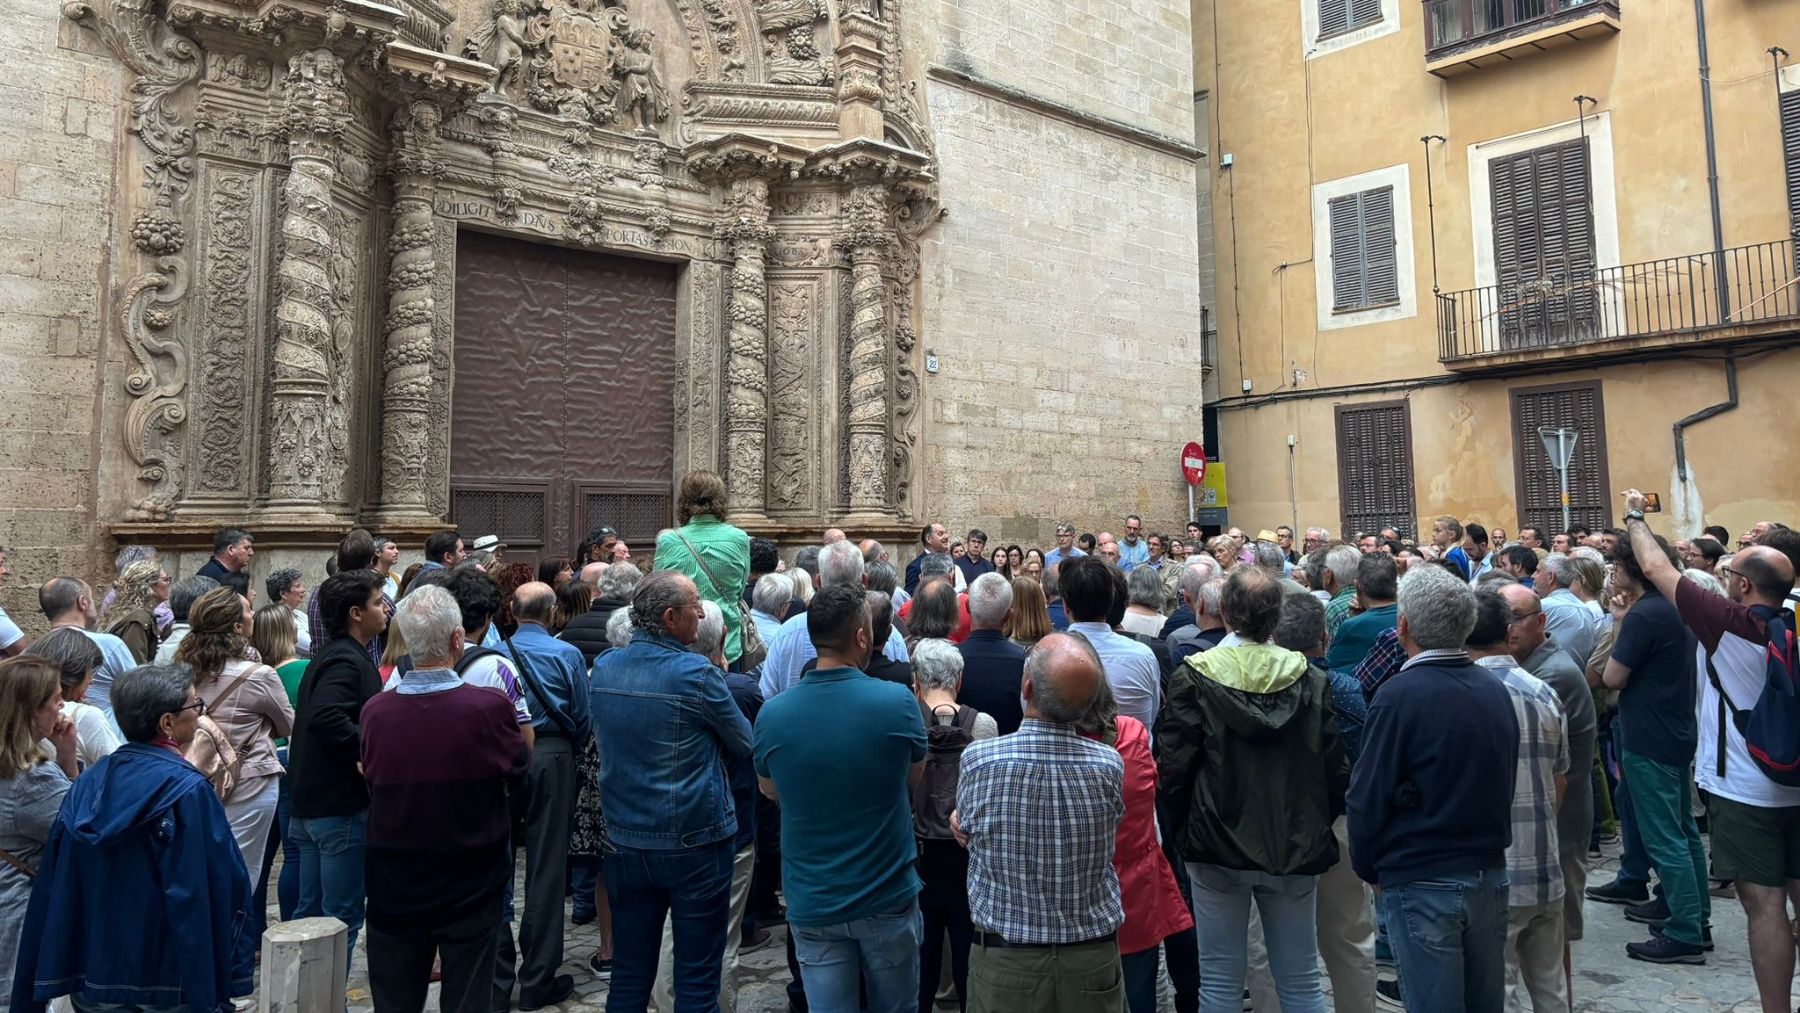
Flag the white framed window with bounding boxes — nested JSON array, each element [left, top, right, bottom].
[[1312, 164, 1417, 330], [1468, 114, 1619, 292], [1302, 0, 1399, 60]]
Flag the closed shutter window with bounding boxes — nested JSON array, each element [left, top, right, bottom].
[[1328, 185, 1399, 311], [1783, 89, 1800, 249], [1336, 400, 1415, 541], [1319, 0, 1381, 38], [1489, 138, 1598, 346], [1510, 381, 1611, 534]]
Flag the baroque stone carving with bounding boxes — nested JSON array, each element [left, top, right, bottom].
[[686, 260, 723, 472], [464, 0, 669, 131], [756, 0, 830, 85], [206, 51, 272, 89], [720, 175, 773, 517], [378, 100, 443, 519], [193, 171, 255, 493], [836, 181, 890, 512], [767, 280, 812, 510]]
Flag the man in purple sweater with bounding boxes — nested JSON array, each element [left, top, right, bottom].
[[361, 585, 530, 1013]]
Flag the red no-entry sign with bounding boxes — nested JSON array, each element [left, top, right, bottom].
[[1181, 442, 1207, 486]]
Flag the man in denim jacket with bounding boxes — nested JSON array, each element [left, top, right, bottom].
[[591, 571, 753, 1011]]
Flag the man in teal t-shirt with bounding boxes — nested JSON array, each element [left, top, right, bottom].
[[1325, 553, 1399, 671], [754, 584, 927, 1013]]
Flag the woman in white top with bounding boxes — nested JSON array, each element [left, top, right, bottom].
[[26, 628, 123, 770], [1120, 565, 1169, 638]]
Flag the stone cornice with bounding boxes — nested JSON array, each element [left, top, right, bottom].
[[684, 133, 813, 182]]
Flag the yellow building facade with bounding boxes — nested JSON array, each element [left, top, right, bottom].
[[1194, 0, 1800, 543]]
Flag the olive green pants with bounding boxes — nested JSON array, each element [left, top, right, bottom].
[[966, 936, 1125, 1013]]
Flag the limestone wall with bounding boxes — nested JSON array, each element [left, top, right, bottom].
[[0, 0, 122, 626]]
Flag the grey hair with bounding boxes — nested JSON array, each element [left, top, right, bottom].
[[789, 567, 814, 602], [393, 585, 463, 665], [1274, 590, 1327, 654], [865, 560, 898, 596], [598, 561, 643, 601], [1569, 545, 1606, 565], [1538, 552, 1575, 590], [112, 662, 195, 743], [1683, 568, 1725, 597], [794, 545, 822, 578], [817, 539, 865, 588], [918, 552, 955, 582], [860, 539, 885, 564], [169, 574, 221, 623], [1397, 564, 1477, 650], [968, 572, 1013, 628], [1324, 545, 1361, 587], [629, 570, 692, 635], [1183, 554, 1221, 585], [1197, 577, 1226, 616], [1475, 571, 1519, 588], [1301, 548, 1330, 592], [605, 607, 633, 648], [1127, 565, 1164, 608], [1071, 661, 1120, 742], [751, 573, 792, 616], [1306, 527, 1330, 541], [1027, 632, 1104, 723], [266, 567, 303, 604], [693, 599, 726, 660], [114, 544, 158, 574], [911, 637, 965, 693], [1252, 541, 1287, 573]]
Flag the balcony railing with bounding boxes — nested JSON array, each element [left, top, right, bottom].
[[1424, 0, 1619, 61], [1436, 239, 1800, 362]]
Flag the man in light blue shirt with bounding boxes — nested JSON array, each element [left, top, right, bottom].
[[39, 576, 137, 717], [1044, 522, 1086, 571], [761, 541, 909, 699], [1117, 515, 1150, 572], [1535, 553, 1600, 670], [1060, 557, 1162, 740], [749, 573, 791, 655]]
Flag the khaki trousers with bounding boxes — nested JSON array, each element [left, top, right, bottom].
[[1246, 817, 1374, 1013], [967, 936, 1125, 1013], [1504, 899, 1569, 1013]]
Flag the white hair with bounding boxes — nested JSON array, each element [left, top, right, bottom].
[[967, 572, 1013, 628], [694, 599, 725, 660], [1324, 545, 1361, 587], [605, 607, 633, 648], [1397, 565, 1476, 649], [1683, 568, 1725, 597], [911, 638, 965, 692], [789, 567, 815, 603], [394, 585, 463, 665], [598, 561, 643, 601], [817, 539, 865, 588], [751, 573, 791, 617], [1181, 556, 1219, 605], [1306, 527, 1331, 540]]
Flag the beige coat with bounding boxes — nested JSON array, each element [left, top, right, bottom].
[[198, 657, 295, 793]]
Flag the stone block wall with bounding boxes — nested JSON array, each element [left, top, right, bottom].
[[0, 0, 121, 630]]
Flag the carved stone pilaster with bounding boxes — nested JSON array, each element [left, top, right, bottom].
[[266, 48, 350, 514], [836, 181, 891, 516], [834, 5, 883, 140], [374, 99, 443, 523], [720, 175, 773, 520]]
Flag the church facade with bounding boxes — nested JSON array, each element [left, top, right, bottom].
[[3, 0, 1205, 588]]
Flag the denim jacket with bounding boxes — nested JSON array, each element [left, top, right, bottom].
[[591, 631, 754, 849]]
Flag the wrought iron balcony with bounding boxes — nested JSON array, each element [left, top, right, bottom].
[[1435, 239, 1800, 367], [1424, 0, 1621, 76]]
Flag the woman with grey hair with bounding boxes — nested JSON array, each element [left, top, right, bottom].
[[1120, 565, 1166, 638], [749, 573, 791, 652], [267, 566, 311, 657], [911, 637, 996, 1013]]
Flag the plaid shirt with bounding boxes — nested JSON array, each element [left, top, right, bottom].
[[1354, 627, 1408, 701], [1324, 587, 1357, 639], [1476, 656, 1568, 908], [958, 719, 1125, 943]]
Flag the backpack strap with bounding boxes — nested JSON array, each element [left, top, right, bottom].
[[1703, 652, 1737, 780], [954, 704, 979, 732], [454, 645, 499, 676]]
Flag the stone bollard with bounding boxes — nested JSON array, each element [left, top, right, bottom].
[[259, 917, 348, 1013]]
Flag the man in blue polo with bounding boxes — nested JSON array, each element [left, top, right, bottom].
[[754, 583, 927, 1013]]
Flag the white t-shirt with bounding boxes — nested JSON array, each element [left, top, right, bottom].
[[1678, 580, 1800, 808], [0, 606, 22, 651], [62, 700, 123, 771]]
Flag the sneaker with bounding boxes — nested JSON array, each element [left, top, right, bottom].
[[589, 952, 613, 980], [1626, 934, 1706, 965], [1586, 878, 1650, 905], [1652, 922, 1715, 951], [1242, 987, 1253, 1010], [1375, 978, 1405, 1009], [519, 974, 577, 1010], [1587, 844, 1603, 859], [1624, 897, 1672, 925], [740, 926, 774, 953]]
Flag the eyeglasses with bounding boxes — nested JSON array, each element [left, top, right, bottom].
[[175, 699, 206, 716], [1720, 566, 1741, 580]]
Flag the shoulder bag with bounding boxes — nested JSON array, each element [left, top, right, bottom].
[[675, 531, 764, 671]]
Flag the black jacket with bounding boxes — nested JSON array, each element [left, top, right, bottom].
[[559, 598, 629, 668], [289, 634, 383, 819], [957, 630, 1026, 735], [1156, 646, 1348, 876]]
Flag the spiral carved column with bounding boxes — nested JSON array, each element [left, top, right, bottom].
[[837, 182, 893, 517], [374, 100, 444, 523], [721, 175, 774, 520]]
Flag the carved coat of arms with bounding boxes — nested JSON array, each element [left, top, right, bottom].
[[465, 0, 670, 130]]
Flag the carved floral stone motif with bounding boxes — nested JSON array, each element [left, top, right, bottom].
[[755, 0, 830, 85]]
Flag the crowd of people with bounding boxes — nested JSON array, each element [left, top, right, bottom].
[[0, 473, 1795, 1013]]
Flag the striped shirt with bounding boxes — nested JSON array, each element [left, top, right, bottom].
[[958, 719, 1125, 944], [1476, 656, 1568, 908]]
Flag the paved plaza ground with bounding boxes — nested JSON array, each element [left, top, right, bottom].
[[322, 837, 1766, 1012]]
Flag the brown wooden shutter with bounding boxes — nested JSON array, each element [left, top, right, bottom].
[[1782, 89, 1800, 253], [1490, 138, 1597, 347], [1329, 186, 1398, 311], [1336, 400, 1416, 540], [1509, 381, 1612, 534], [1319, 0, 1350, 36]]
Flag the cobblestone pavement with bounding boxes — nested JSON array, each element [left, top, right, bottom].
[[332, 841, 1763, 1012]]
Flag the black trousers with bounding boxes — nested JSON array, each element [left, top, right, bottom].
[[368, 889, 504, 1013], [918, 839, 973, 1012], [495, 735, 576, 1000]]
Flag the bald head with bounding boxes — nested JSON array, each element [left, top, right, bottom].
[[1730, 545, 1794, 605], [579, 561, 607, 589], [824, 528, 847, 544], [513, 581, 557, 625], [1022, 632, 1104, 724]]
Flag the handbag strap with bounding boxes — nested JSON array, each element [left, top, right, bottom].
[[674, 532, 728, 601], [207, 665, 259, 716], [0, 845, 34, 880]]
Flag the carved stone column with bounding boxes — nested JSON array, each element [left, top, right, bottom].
[[836, 181, 893, 519], [720, 175, 774, 522], [834, 0, 885, 140], [373, 99, 443, 524], [265, 48, 348, 515]]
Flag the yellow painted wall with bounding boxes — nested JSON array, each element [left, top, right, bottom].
[[1196, 0, 1800, 537]]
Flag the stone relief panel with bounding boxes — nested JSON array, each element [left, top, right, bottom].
[[324, 206, 369, 506], [684, 259, 724, 473], [767, 277, 817, 512], [755, 0, 829, 85], [427, 217, 458, 516], [463, 0, 672, 132], [190, 167, 259, 497]]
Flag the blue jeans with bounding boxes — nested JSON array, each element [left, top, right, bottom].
[[276, 758, 300, 920], [570, 855, 600, 922], [790, 900, 922, 1013], [291, 811, 368, 959], [604, 839, 734, 1012], [1121, 945, 1160, 1013], [1187, 863, 1325, 1013], [1379, 868, 1508, 1013]]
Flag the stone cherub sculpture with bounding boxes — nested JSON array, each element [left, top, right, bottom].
[[464, 0, 545, 95], [610, 27, 669, 132]]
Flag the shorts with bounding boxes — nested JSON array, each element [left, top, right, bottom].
[[1560, 849, 1587, 941], [1708, 795, 1800, 887]]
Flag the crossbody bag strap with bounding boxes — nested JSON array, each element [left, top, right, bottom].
[[674, 532, 725, 599], [0, 845, 35, 880], [1704, 652, 1738, 779], [503, 632, 578, 740]]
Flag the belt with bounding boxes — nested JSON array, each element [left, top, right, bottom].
[[972, 930, 1115, 950]]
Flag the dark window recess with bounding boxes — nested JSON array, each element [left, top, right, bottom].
[[1202, 403, 1221, 462], [578, 482, 672, 549], [1328, 185, 1400, 312], [450, 486, 549, 565], [1320, 0, 1383, 38], [1510, 380, 1611, 534], [1490, 137, 1599, 348], [1783, 89, 1800, 264], [1335, 400, 1416, 541]]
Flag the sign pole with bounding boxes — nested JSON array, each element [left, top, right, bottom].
[[1537, 426, 1579, 535], [1558, 431, 1572, 533], [1188, 484, 1196, 524]]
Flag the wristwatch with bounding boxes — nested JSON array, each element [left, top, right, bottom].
[[1624, 510, 1646, 523]]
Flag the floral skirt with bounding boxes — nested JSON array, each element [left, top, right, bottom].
[[569, 734, 613, 858]]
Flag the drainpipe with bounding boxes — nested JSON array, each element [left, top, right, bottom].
[[1673, 354, 1738, 483], [1694, 0, 1730, 321]]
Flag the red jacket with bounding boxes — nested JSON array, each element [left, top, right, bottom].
[[1103, 716, 1194, 955], [898, 593, 972, 643]]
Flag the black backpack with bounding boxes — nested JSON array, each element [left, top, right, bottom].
[[912, 702, 979, 841]]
